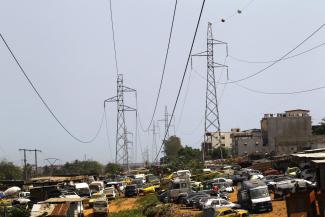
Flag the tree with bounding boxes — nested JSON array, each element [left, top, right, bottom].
[[53, 160, 103, 175], [0, 160, 22, 180], [163, 136, 183, 161], [313, 118, 325, 135], [104, 163, 124, 175], [211, 146, 230, 159], [176, 146, 203, 170]]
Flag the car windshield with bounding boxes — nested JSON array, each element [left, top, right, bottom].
[[126, 185, 136, 190], [250, 187, 269, 199], [94, 202, 107, 207]]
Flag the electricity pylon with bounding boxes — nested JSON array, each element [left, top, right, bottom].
[[192, 22, 228, 161], [104, 74, 136, 172]]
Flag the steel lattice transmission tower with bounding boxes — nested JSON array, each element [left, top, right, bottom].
[[192, 22, 228, 161], [105, 74, 136, 171]]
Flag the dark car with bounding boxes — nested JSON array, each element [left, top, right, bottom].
[[184, 193, 209, 208], [124, 184, 138, 197], [191, 195, 210, 209], [181, 192, 207, 207]]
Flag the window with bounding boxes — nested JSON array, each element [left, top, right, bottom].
[[180, 183, 187, 188], [172, 183, 180, 189], [222, 210, 236, 215], [220, 199, 229, 205], [211, 200, 220, 205]]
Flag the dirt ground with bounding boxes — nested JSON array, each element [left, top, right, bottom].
[[84, 192, 288, 217]]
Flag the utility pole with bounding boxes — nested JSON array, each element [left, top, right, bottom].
[[19, 148, 42, 180], [44, 158, 60, 176], [192, 22, 228, 162], [158, 106, 175, 164], [149, 121, 159, 163], [104, 74, 136, 173], [19, 149, 27, 181]]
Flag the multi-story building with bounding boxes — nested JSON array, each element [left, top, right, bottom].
[[202, 131, 232, 157], [231, 128, 268, 156], [261, 109, 313, 155]]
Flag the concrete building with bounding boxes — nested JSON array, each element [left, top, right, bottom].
[[202, 131, 233, 157], [261, 109, 313, 155], [210, 131, 232, 148], [231, 129, 268, 156]]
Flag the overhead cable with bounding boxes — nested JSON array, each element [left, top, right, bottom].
[[234, 83, 325, 95], [0, 33, 104, 143], [153, 0, 206, 163], [217, 23, 325, 84], [229, 42, 325, 64], [109, 0, 119, 75], [145, 0, 178, 132]]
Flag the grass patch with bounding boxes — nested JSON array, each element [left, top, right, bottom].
[[137, 194, 159, 208], [109, 209, 144, 217]]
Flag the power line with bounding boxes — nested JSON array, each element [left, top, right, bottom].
[[153, 0, 206, 163], [234, 83, 325, 95], [109, 0, 119, 75], [220, 0, 256, 23], [217, 23, 325, 84], [194, 65, 325, 95], [0, 33, 105, 143], [144, 0, 178, 131], [104, 105, 114, 161], [229, 42, 325, 64]]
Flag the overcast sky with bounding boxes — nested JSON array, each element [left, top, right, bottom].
[[1, 0, 325, 166]]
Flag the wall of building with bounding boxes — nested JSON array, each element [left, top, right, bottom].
[[210, 132, 232, 148], [231, 129, 269, 156], [261, 110, 312, 155]]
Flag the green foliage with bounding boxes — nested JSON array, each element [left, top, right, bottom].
[[53, 160, 103, 176], [211, 147, 230, 159], [0, 160, 22, 180], [143, 204, 174, 217], [313, 118, 325, 135], [8, 205, 29, 217], [104, 163, 124, 175], [163, 136, 183, 161], [137, 194, 158, 207]]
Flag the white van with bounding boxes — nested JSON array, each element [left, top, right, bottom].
[[90, 181, 105, 194], [93, 198, 108, 216], [75, 183, 91, 198]]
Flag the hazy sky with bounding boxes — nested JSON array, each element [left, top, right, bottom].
[[1, 0, 325, 166]]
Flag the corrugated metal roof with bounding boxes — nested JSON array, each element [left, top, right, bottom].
[[291, 152, 325, 159], [312, 160, 325, 164], [50, 203, 69, 216], [45, 197, 84, 203]]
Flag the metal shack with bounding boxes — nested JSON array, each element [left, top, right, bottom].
[[31, 198, 84, 217]]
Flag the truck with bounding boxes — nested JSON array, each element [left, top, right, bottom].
[[93, 198, 108, 217], [237, 180, 272, 212], [168, 178, 191, 202]]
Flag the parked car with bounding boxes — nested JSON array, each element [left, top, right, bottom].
[[93, 198, 108, 217], [89, 192, 106, 208], [203, 198, 240, 210], [139, 184, 160, 195], [124, 184, 139, 197], [203, 207, 249, 217], [104, 187, 117, 200], [213, 177, 233, 186], [190, 194, 210, 209], [181, 192, 209, 207]]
